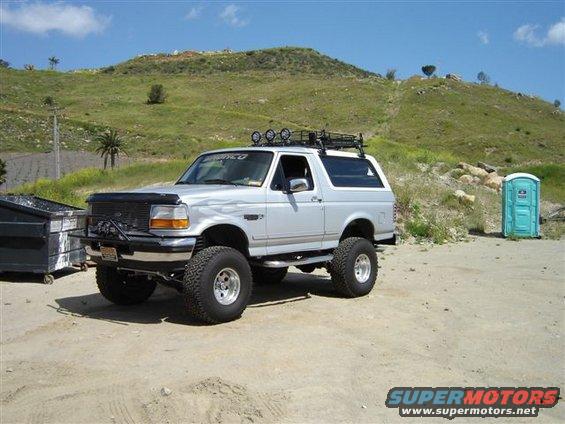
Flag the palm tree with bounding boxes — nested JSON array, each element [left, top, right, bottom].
[[48, 56, 59, 70], [95, 129, 125, 170]]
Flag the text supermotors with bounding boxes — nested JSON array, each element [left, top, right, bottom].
[[385, 387, 560, 419]]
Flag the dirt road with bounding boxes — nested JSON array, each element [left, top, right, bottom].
[[1, 237, 563, 423]]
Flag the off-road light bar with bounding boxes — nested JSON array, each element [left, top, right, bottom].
[[280, 128, 291, 141], [265, 129, 276, 142], [251, 131, 262, 144], [248, 129, 366, 157]]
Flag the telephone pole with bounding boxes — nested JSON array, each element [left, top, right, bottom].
[[52, 108, 61, 180]]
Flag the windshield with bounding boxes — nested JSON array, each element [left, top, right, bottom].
[[177, 151, 273, 187]]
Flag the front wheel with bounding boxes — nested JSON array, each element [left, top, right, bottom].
[[96, 266, 156, 305], [183, 246, 253, 324], [330, 237, 378, 297]]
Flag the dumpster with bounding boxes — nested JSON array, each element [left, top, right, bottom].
[[0, 195, 87, 284], [502, 173, 540, 238]]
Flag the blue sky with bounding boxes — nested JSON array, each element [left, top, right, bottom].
[[1, 1, 564, 103]]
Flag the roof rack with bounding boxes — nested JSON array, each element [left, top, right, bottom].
[[250, 129, 366, 157]]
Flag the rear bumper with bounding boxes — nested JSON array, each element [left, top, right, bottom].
[[81, 235, 196, 272]]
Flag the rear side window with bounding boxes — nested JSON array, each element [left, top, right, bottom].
[[320, 156, 384, 188]]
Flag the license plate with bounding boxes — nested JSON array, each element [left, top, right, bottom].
[[100, 246, 118, 262]]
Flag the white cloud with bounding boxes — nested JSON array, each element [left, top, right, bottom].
[[0, 2, 110, 37], [185, 6, 203, 21], [546, 18, 565, 45], [477, 30, 489, 45], [513, 18, 565, 47], [219, 4, 248, 28]]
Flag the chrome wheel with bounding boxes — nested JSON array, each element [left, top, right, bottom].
[[354, 254, 371, 283], [213, 268, 241, 305]]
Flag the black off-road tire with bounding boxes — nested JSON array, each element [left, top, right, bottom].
[[251, 266, 288, 285], [96, 265, 156, 305], [330, 237, 378, 298], [183, 246, 252, 324]]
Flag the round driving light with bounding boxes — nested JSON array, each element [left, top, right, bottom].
[[251, 131, 262, 144], [280, 128, 291, 141], [265, 129, 276, 142]]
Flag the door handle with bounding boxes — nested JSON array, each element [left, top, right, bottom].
[[311, 196, 322, 203]]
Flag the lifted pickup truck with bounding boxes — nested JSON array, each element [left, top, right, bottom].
[[81, 130, 396, 323]]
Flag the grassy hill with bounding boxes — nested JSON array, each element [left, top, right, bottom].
[[101, 47, 378, 77], [1, 47, 564, 232]]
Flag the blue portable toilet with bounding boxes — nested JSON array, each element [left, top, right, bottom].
[[502, 173, 540, 238]]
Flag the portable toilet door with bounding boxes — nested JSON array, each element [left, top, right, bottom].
[[502, 173, 540, 238]]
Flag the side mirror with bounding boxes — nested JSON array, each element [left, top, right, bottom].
[[288, 178, 309, 193]]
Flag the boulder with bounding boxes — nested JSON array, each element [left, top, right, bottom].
[[477, 162, 497, 173], [458, 174, 475, 184], [446, 74, 462, 81], [483, 173, 504, 191], [453, 189, 475, 205], [457, 162, 489, 178]]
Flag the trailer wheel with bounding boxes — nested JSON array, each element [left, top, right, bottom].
[[96, 266, 156, 305], [251, 266, 288, 285], [43, 274, 54, 285], [183, 246, 252, 324], [330, 237, 378, 297]]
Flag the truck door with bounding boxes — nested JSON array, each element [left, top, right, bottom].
[[265, 154, 324, 254]]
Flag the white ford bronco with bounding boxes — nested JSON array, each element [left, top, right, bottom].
[[80, 130, 396, 323]]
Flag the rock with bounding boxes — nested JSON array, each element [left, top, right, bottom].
[[458, 174, 475, 184], [453, 190, 475, 205], [160, 387, 172, 396], [453, 190, 466, 199], [6, 368, 13, 373], [477, 162, 497, 173], [483, 173, 504, 191], [457, 162, 488, 178], [445, 73, 462, 81], [462, 194, 475, 205]]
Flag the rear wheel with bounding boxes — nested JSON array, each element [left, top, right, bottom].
[[96, 266, 156, 305], [251, 266, 288, 285], [184, 246, 252, 324], [330, 237, 378, 297]]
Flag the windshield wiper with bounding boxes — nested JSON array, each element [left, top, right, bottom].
[[204, 178, 240, 186]]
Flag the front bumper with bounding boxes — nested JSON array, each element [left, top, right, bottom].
[[81, 235, 197, 272]]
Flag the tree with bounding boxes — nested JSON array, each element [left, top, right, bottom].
[[0, 59, 9, 68], [477, 71, 490, 85], [554, 99, 561, 108], [24, 64, 35, 71], [48, 56, 59, 70], [95, 129, 125, 170], [421, 65, 436, 78], [147, 84, 167, 104], [43, 96, 56, 107], [0, 159, 6, 185], [385, 69, 396, 81]]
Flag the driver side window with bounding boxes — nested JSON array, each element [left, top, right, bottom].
[[270, 155, 314, 191]]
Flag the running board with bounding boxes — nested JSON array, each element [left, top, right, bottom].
[[256, 254, 334, 269]]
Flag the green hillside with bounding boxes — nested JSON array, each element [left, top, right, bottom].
[[1, 47, 564, 172], [102, 47, 378, 77]]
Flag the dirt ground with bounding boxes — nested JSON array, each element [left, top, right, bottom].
[[1, 237, 563, 424]]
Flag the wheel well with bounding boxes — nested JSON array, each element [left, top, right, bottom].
[[340, 219, 374, 242], [200, 224, 249, 257]]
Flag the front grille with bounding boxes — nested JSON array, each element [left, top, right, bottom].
[[91, 202, 151, 232]]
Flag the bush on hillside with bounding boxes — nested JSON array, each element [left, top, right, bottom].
[[147, 84, 167, 104], [554, 99, 561, 108], [0, 158, 6, 185], [0, 59, 10, 68], [421, 65, 436, 78], [477, 71, 490, 85], [386, 69, 396, 81]]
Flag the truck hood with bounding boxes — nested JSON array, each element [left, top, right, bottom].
[[87, 184, 262, 206]]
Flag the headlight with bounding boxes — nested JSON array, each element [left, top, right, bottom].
[[149, 205, 189, 229]]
